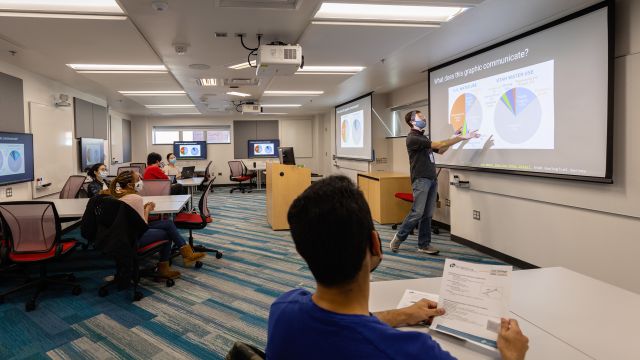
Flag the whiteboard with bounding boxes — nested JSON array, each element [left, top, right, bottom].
[[29, 102, 74, 198]]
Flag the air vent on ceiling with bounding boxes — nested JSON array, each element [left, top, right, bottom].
[[224, 78, 260, 87], [215, 0, 301, 10]]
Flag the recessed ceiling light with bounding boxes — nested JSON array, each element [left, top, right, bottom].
[[189, 63, 211, 70], [145, 104, 196, 109], [297, 65, 365, 74], [196, 78, 218, 86], [314, 3, 467, 23], [68, 64, 166, 72], [226, 91, 251, 97], [119, 90, 185, 96], [263, 90, 324, 96], [260, 104, 302, 108], [229, 60, 256, 70], [311, 20, 439, 28], [0, 0, 124, 13]]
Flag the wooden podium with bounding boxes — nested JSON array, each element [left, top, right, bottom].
[[266, 163, 311, 230], [357, 172, 412, 224]]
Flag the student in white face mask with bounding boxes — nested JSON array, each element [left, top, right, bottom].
[[163, 152, 182, 178], [87, 162, 110, 198], [105, 170, 206, 279]]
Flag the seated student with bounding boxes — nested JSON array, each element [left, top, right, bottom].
[[143, 152, 186, 195], [87, 163, 110, 198], [266, 176, 529, 360], [163, 153, 182, 179], [104, 170, 206, 278]]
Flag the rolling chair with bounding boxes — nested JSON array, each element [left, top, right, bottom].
[[174, 180, 222, 263], [117, 166, 142, 175], [130, 163, 147, 172], [228, 160, 253, 193], [225, 342, 265, 360], [0, 202, 81, 311], [198, 161, 216, 192], [59, 175, 87, 199], [138, 179, 171, 196]]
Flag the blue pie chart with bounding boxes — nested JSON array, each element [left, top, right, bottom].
[[0, 150, 3, 170], [8, 150, 22, 172]]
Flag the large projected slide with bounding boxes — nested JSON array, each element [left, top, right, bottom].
[[429, 3, 611, 181], [335, 94, 373, 160]]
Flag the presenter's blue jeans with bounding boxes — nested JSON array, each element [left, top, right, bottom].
[[137, 220, 187, 261], [396, 177, 438, 249]]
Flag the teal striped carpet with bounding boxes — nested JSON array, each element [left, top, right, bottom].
[[0, 189, 507, 359]]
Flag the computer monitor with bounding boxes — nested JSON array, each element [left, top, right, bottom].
[[173, 141, 207, 160], [80, 138, 105, 171], [248, 139, 280, 158], [0, 132, 35, 186], [278, 147, 295, 165]]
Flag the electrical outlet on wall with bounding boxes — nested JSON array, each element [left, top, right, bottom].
[[5, 187, 12, 198], [445, 198, 451, 207], [218, 172, 222, 176], [472, 210, 481, 221]]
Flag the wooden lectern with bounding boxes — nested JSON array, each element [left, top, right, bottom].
[[266, 163, 311, 230]]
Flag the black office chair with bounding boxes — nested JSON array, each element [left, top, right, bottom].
[[225, 342, 265, 360]]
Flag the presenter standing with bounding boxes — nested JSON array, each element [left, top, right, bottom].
[[391, 110, 478, 254]]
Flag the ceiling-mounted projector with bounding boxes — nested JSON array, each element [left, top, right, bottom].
[[242, 103, 261, 114], [256, 44, 302, 76]]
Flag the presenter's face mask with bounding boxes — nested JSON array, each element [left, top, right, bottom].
[[414, 119, 427, 129], [134, 180, 144, 192]]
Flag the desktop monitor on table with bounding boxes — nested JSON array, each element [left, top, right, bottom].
[[278, 147, 295, 166]]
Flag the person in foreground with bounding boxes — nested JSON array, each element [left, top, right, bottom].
[[103, 171, 206, 278], [86, 162, 110, 198], [266, 175, 528, 360], [391, 110, 480, 255]]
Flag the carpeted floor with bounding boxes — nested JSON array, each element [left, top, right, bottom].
[[0, 188, 508, 359]]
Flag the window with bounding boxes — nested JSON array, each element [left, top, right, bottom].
[[388, 101, 428, 138], [152, 126, 231, 145]]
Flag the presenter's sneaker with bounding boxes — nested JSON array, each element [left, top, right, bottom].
[[390, 234, 402, 253], [417, 246, 440, 255]]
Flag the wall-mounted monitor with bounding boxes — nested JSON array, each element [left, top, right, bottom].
[[79, 138, 105, 171], [173, 141, 207, 160], [248, 139, 280, 158], [278, 147, 296, 165], [0, 132, 34, 186]]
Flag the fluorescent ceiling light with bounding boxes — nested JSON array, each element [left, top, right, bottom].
[[314, 3, 467, 23], [260, 104, 301, 108], [197, 78, 218, 86], [311, 20, 439, 28], [77, 70, 168, 74], [227, 91, 251, 97], [263, 90, 324, 96], [0, 12, 126, 19], [68, 64, 166, 71], [229, 60, 256, 70], [119, 91, 185, 96], [145, 105, 196, 109], [0, 0, 123, 14]]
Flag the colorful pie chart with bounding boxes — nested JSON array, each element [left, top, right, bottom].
[[8, 150, 22, 172]]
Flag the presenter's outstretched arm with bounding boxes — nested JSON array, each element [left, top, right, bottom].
[[431, 130, 480, 150]]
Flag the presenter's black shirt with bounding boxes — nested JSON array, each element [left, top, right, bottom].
[[406, 129, 436, 182]]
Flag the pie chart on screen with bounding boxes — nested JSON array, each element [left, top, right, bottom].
[[191, 147, 199, 155], [8, 150, 22, 172], [449, 93, 482, 135], [494, 87, 541, 144], [180, 146, 188, 155], [341, 118, 350, 144], [0, 150, 3, 170], [352, 118, 362, 144], [265, 145, 272, 154]]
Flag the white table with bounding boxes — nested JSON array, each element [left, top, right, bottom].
[[48, 195, 190, 218], [244, 160, 267, 190], [177, 177, 204, 208], [370, 267, 640, 360]]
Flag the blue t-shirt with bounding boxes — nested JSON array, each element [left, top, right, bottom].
[[266, 289, 456, 360]]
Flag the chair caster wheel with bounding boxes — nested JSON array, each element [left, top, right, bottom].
[[433, 228, 440, 235], [165, 279, 175, 287], [25, 300, 36, 312], [391, 224, 398, 230], [195, 261, 203, 269], [98, 288, 108, 297], [72, 286, 82, 296], [215, 252, 223, 259], [133, 291, 144, 301]]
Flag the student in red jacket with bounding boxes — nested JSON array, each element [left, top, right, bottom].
[[143, 152, 186, 195]]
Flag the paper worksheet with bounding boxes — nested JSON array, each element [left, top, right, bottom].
[[396, 290, 439, 309], [430, 259, 512, 350]]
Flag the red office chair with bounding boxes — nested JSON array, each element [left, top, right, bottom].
[[0, 202, 81, 311], [228, 160, 252, 193], [117, 166, 142, 175], [139, 179, 171, 196], [174, 181, 222, 263], [59, 175, 87, 199], [392, 192, 440, 235]]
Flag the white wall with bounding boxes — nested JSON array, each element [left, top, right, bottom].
[[132, 116, 323, 185], [0, 59, 108, 201]]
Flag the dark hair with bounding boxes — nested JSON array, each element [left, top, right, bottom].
[[147, 152, 162, 165], [405, 110, 421, 127], [287, 175, 375, 287], [167, 153, 175, 161], [87, 162, 105, 180], [106, 170, 137, 198]]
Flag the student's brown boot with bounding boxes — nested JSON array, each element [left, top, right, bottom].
[[157, 261, 181, 279], [180, 245, 206, 267]]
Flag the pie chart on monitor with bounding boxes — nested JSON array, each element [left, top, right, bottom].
[[8, 150, 22, 172], [494, 87, 542, 144], [180, 146, 188, 155], [449, 93, 482, 135]]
